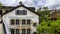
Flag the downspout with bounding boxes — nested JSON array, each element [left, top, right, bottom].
[[2, 21, 6, 34], [1, 10, 6, 34], [2, 15, 10, 34]]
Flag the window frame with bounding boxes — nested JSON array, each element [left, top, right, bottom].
[[33, 32, 37, 34], [33, 23, 37, 27], [27, 19, 31, 25], [22, 19, 26, 25], [22, 29, 26, 34], [16, 10, 27, 15], [10, 19, 15, 25], [16, 29, 20, 34], [27, 29, 30, 34], [10, 29, 15, 34], [16, 19, 20, 25]]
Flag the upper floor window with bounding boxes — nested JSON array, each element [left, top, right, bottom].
[[22, 19, 26, 25], [10, 19, 20, 25], [16, 19, 20, 25], [27, 19, 31, 24], [16, 10, 27, 15], [11, 19, 14, 25]]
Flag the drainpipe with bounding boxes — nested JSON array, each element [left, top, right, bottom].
[[2, 20, 6, 34], [1, 10, 6, 34]]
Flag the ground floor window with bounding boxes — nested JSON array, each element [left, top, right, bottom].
[[10, 29, 20, 34], [27, 29, 30, 34], [22, 29, 26, 34], [10, 29, 31, 34], [16, 29, 20, 34], [10, 29, 15, 34], [33, 32, 37, 34]]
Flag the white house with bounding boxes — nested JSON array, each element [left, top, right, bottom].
[[0, 2, 40, 34]]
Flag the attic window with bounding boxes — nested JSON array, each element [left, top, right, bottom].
[[16, 10, 27, 15]]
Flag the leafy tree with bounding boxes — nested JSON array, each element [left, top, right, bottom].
[[37, 7, 50, 22], [37, 7, 60, 34], [0, 2, 2, 6], [37, 18, 60, 34]]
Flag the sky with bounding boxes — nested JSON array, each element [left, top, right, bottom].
[[0, 0, 60, 9]]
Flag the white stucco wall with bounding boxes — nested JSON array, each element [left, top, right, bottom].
[[2, 7, 39, 32]]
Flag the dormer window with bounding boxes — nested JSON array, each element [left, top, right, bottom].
[[16, 10, 27, 15]]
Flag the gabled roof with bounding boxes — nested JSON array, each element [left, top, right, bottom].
[[2, 2, 40, 16]]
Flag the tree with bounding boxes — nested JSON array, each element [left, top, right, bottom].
[[0, 2, 2, 6], [37, 7, 50, 22], [37, 7, 60, 34], [37, 18, 60, 34]]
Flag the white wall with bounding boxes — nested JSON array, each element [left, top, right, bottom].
[[2, 7, 39, 32]]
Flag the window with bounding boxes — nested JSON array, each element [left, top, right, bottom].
[[11, 29, 15, 34], [23, 10, 27, 15], [33, 23, 36, 27], [16, 29, 20, 34], [11, 19, 14, 25], [16, 10, 27, 15], [27, 19, 31, 24], [22, 29, 25, 34], [10, 19, 20, 25], [33, 32, 37, 34], [16, 19, 20, 25], [27, 29, 30, 34], [22, 19, 26, 25], [10, 29, 20, 34], [16, 10, 20, 15]]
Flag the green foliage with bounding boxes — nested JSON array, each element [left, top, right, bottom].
[[0, 2, 2, 6], [37, 7, 60, 34], [37, 19, 60, 34], [37, 7, 50, 22]]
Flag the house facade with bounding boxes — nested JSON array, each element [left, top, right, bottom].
[[0, 2, 40, 34]]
